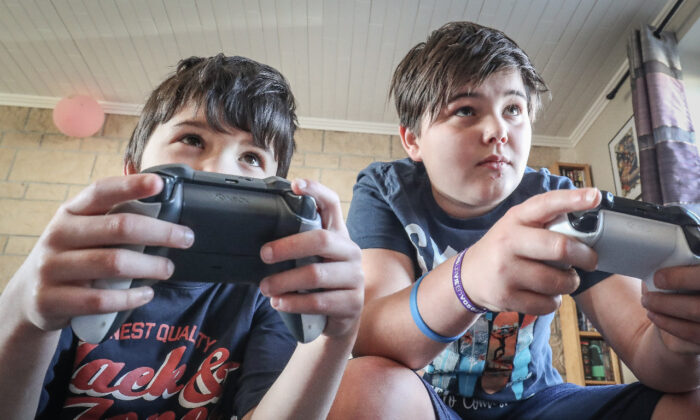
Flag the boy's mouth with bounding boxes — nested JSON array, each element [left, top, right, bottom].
[[477, 155, 511, 169]]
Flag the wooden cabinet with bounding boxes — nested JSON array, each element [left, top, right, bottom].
[[558, 296, 622, 386], [550, 162, 622, 386], [549, 162, 593, 188]]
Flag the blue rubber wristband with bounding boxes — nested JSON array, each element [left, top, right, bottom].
[[410, 274, 464, 343]]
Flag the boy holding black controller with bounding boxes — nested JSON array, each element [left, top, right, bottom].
[[0, 55, 364, 419], [331, 22, 700, 419]]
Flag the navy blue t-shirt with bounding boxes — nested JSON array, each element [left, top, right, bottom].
[[347, 159, 611, 402], [37, 281, 296, 419]]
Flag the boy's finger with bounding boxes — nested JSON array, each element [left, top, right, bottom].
[[480, 253, 581, 296], [49, 213, 194, 250], [647, 311, 700, 348], [260, 260, 362, 296], [642, 291, 700, 323], [64, 173, 164, 216], [485, 288, 563, 315], [291, 179, 348, 235], [39, 285, 156, 318], [261, 229, 361, 264], [269, 289, 363, 319], [45, 249, 175, 283], [513, 188, 601, 227], [507, 225, 597, 271], [653, 265, 700, 292]]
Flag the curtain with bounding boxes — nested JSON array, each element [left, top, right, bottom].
[[628, 25, 700, 216]]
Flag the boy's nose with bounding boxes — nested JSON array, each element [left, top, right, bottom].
[[193, 154, 243, 176], [483, 118, 508, 144], [488, 132, 508, 144]]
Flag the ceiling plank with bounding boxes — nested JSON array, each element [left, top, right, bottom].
[[382, 0, 420, 122], [346, 0, 371, 120], [91, 0, 153, 101], [373, 0, 402, 123], [333, 0, 354, 119], [307, 0, 324, 116], [195, 0, 224, 54], [358, 0, 388, 121], [291, 0, 311, 116], [321, 0, 339, 119], [0, 1, 62, 96], [553, 0, 664, 136]]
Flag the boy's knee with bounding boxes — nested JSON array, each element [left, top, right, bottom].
[[342, 356, 413, 391], [330, 356, 434, 419]]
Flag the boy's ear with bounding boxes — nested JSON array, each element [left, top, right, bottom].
[[399, 126, 422, 162], [124, 160, 138, 176]]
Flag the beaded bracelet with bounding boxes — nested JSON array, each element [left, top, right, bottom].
[[452, 249, 488, 314], [410, 274, 464, 343]]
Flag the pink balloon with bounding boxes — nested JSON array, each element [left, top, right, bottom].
[[52, 95, 105, 138]]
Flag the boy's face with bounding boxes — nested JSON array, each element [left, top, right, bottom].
[[127, 103, 278, 177], [402, 69, 532, 218]]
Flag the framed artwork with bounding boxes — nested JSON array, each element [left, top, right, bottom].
[[608, 118, 641, 199]]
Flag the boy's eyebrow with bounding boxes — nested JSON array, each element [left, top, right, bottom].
[[448, 89, 527, 103], [174, 119, 211, 130], [173, 119, 270, 150]]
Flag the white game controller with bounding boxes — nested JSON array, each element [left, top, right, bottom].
[[546, 191, 700, 292]]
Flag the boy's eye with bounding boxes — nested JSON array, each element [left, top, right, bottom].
[[240, 152, 262, 167], [504, 104, 522, 116], [179, 134, 204, 148], [455, 106, 475, 117]]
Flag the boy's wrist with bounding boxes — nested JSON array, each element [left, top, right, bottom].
[[453, 250, 488, 314]]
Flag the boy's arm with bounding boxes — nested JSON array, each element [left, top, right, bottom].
[[575, 271, 700, 393], [0, 174, 193, 418], [352, 248, 483, 369], [353, 188, 603, 370], [244, 179, 363, 420]]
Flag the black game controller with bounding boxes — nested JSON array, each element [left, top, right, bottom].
[[71, 164, 326, 344], [547, 191, 700, 292]]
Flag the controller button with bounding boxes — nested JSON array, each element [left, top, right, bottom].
[[265, 177, 292, 191], [141, 175, 176, 203], [299, 197, 317, 220]]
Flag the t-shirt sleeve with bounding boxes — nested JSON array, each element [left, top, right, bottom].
[[347, 168, 414, 257], [571, 269, 614, 295], [233, 296, 297, 418]]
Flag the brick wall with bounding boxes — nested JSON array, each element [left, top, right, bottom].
[[0, 105, 408, 289]]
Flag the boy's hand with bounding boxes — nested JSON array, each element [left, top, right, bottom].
[[6, 174, 194, 332], [460, 188, 601, 315], [641, 265, 700, 354], [258, 179, 364, 339]]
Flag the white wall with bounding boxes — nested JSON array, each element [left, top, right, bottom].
[[563, 83, 635, 194]]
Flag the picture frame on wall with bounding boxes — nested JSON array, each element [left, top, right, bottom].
[[608, 117, 642, 199]]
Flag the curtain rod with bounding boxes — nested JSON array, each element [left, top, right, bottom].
[[606, 0, 685, 100]]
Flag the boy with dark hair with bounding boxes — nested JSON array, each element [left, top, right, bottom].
[[331, 22, 700, 419], [0, 54, 364, 419]]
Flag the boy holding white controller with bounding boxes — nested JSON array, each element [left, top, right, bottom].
[[0, 55, 364, 419], [331, 21, 700, 420]]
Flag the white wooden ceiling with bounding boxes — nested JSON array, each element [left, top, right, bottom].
[[0, 0, 698, 147]]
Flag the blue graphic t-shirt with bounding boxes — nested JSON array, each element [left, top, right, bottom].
[[347, 158, 611, 402], [37, 281, 297, 419]]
